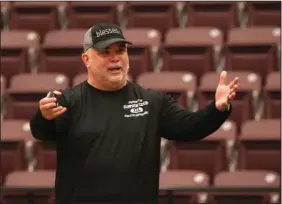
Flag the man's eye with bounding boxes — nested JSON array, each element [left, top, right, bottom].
[[100, 50, 109, 55], [117, 48, 126, 54]]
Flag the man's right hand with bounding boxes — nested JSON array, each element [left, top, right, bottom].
[[39, 90, 67, 120]]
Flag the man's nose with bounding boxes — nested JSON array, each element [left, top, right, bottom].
[[109, 53, 120, 63]]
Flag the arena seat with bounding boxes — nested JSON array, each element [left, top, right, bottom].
[[246, 2, 281, 26], [2, 170, 55, 204], [39, 29, 86, 86], [161, 27, 224, 84], [1, 30, 40, 86], [185, 2, 239, 39], [237, 119, 280, 174], [137, 71, 197, 108], [67, 2, 123, 28], [159, 170, 209, 204], [168, 120, 236, 182], [4, 73, 69, 120], [198, 71, 261, 133], [9, 2, 66, 39], [211, 170, 280, 204], [126, 2, 179, 38], [1, 119, 33, 183], [34, 141, 57, 170], [225, 27, 280, 85], [123, 28, 162, 81]]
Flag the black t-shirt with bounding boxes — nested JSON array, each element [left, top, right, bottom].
[[30, 80, 231, 204]]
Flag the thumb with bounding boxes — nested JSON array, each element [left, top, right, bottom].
[[53, 90, 62, 95], [218, 71, 227, 85], [46, 90, 62, 98]]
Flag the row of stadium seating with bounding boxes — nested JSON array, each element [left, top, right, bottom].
[[1, 26, 281, 87], [1, 118, 280, 185], [1, 1, 281, 40], [2, 169, 280, 203], [1, 71, 280, 130]]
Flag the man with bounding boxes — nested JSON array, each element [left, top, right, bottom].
[[30, 23, 239, 204]]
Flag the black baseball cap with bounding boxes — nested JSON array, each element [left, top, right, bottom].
[[83, 22, 132, 52]]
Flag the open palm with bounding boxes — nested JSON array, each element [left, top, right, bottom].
[[215, 71, 239, 111]]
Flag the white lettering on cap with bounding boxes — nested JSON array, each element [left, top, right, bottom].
[[96, 28, 120, 37]]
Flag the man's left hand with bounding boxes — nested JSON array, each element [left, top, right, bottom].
[[215, 71, 239, 111]]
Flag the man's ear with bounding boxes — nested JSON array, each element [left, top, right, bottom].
[[81, 51, 90, 68]]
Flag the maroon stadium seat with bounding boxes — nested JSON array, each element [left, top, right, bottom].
[[161, 27, 223, 83], [67, 2, 123, 28], [123, 28, 162, 81], [4, 73, 69, 120], [9, 2, 66, 39], [198, 71, 261, 133], [159, 170, 210, 204], [126, 2, 179, 37], [1, 119, 34, 183], [39, 29, 87, 85], [168, 120, 236, 182], [3, 170, 55, 204], [34, 141, 57, 170], [237, 119, 280, 174], [137, 71, 197, 108], [211, 170, 280, 204], [225, 27, 280, 85], [246, 2, 281, 26], [185, 2, 239, 39], [1, 30, 40, 86]]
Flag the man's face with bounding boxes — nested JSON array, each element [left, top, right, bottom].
[[82, 42, 130, 90]]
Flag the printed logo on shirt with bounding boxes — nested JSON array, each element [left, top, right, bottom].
[[123, 99, 149, 118]]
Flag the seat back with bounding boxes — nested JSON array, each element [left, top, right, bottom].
[[168, 120, 236, 182], [4, 73, 69, 120], [212, 170, 280, 204], [3, 170, 55, 204], [1, 119, 33, 182], [1, 30, 40, 86], [238, 119, 280, 173], [9, 2, 64, 39], [199, 71, 261, 133], [225, 27, 280, 84], [34, 141, 57, 170], [185, 2, 238, 39], [123, 28, 161, 81], [137, 71, 196, 108], [159, 170, 209, 204], [126, 2, 178, 37], [39, 29, 86, 85], [247, 2, 281, 26], [161, 27, 223, 83], [68, 2, 121, 28]]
